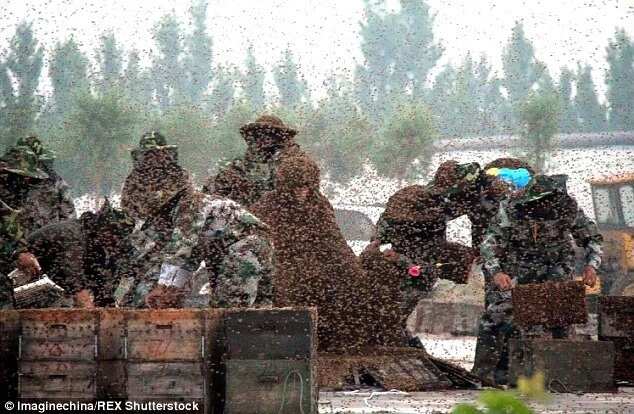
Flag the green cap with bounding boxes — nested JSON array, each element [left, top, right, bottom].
[[522, 175, 565, 202], [0, 146, 49, 179], [16, 136, 56, 162], [131, 131, 177, 162]]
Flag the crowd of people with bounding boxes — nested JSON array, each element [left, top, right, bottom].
[[0, 114, 603, 384]]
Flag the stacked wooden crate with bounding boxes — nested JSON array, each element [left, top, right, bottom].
[[509, 339, 615, 392], [509, 281, 616, 392], [0, 310, 20, 400], [223, 308, 317, 414], [599, 296, 634, 384], [124, 309, 209, 412], [18, 310, 98, 401]]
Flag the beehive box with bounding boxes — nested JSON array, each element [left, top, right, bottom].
[[0, 310, 20, 399], [598, 296, 634, 338], [18, 309, 98, 400], [414, 301, 484, 336], [607, 337, 634, 384], [223, 308, 317, 414], [597, 297, 634, 384], [124, 309, 213, 412], [509, 339, 615, 393], [512, 281, 587, 329], [317, 347, 452, 391]]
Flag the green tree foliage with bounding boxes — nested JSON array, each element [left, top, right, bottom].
[[241, 44, 266, 112], [502, 22, 543, 126], [575, 63, 607, 133], [124, 50, 154, 106], [48, 38, 90, 116], [273, 47, 308, 108], [184, 0, 213, 105], [96, 32, 124, 94], [302, 78, 374, 183], [152, 14, 186, 110], [210, 65, 238, 118], [370, 101, 438, 180], [518, 91, 561, 173], [355, 0, 441, 118], [58, 89, 142, 196], [391, 0, 442, 98], [0, 22, 44, 149], [605, 29, 634, 131], [431, 55, 510, 137], [557, 67, 578, 133]]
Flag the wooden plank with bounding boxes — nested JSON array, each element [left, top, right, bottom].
[[224, 359, 315, 414], [20, 309, 97, 339], [126, 309, 203, 361], [225, 308, 316, 360], [127, 362, 205, 399], [602, 337, 634, 384], [512, 281, 587, 328], [0, 310, 20, 399], [98, 308, 126, 360], [509, 339, 616, 393], [19, 361, 96, 399], [599, 296, 634, 338], [97, 360, 126, 399]]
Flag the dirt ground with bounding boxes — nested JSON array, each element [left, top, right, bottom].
[[318, 335, 634, 413], [318, 388, 634, 413]]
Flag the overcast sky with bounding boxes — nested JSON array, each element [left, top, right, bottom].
[[1, 0, 633, 101]]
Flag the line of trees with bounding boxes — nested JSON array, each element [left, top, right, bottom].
[[0, 0, 633, 196]]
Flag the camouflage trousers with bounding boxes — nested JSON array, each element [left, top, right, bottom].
[[472, 264, 573, 384]]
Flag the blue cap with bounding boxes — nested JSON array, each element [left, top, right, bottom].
[[498, 168, 532, 189]]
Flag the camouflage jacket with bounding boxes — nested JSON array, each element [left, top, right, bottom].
[[0, 175, 75, 240], [116, 191, 274, 308], [481, 197, 602, 282], [206, 144, 304, 207]]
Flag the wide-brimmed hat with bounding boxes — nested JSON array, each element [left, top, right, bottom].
[[382, 185, 444, 225], [131, 131, 177, 161], [430, 161, 481, 196], [16, 136, 56, 162], [240, 115, 297, 139], [0, 146, 49, 179]]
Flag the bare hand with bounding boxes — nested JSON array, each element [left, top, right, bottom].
[[366, 240, 380, 251], [383, 249, 400, 263], [74, 289, 95, 309], [582, 265, 598, 288], [17, 252, 41, 279], [493, 272, 513, 291], [145, 285, 184, 309]]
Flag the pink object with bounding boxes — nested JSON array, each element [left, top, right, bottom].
[[408, 265, 421, 278]]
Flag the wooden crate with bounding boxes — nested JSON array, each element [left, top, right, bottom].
[[18, 310, 98, 400], [512, 281, 587, 329], [225, 308, 316, 360], [224, 359, 315, 414], [126, 309, 204, 362], [598, 296, 634, 338], [599, 337, 634, 384], [127, 362, 205, 399], [19, 361, 96, 400], [509, 339, 615, 393], [414, 301, 484, 336], [20, 309, 97, 361], [0, 310, 20, 399], [317, 348, 451, 392]]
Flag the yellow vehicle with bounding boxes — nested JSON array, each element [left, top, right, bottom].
[[590, 173, 634, 296]]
